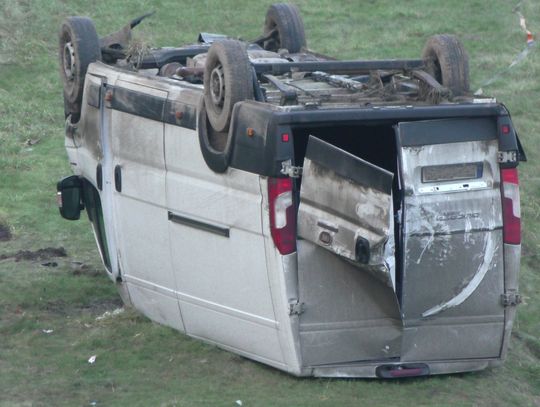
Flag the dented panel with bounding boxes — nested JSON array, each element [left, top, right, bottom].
[[298, 136, 396, 287], [298, 240, 402, 366], [397, 121, 505, 361]]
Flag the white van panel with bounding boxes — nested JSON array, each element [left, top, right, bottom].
[[116, 198, 177, 291], [126, 280, 185, 332], [110, 80, 185, 331], [165, 121, 280, 359], [180, 302, 284, 365]]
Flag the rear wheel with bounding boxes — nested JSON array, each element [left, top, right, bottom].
[[422, 34, 469, 96], [203, 39, 253, 133], [59, 17, 101, 121], [263, 3, 306, 53]]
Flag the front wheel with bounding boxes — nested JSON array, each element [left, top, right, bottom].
[[59, 17, 101, 121]]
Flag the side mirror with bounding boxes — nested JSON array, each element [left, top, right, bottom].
[[56, 176, 84, 220]]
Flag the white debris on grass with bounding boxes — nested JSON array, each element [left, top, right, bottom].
[[88, 355, 97, 364], [42, 329, 54, 334], [95, 307, 124, 321], [235, 401, 243, 406]]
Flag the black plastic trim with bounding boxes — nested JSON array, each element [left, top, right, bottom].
[[273, 103, 504, 125], [111, 86, 164, 122], [96, 164, 103, 191], [164, 99, 197, 130], [306, 136, 393, 194], [81, 179, 112, 271], [253, 59, 424, 75], [228, 102, 505, 178], [396, 117, 497, 147], [114, 165, 122, 193], [87, 83, 101, 108], [108, 85, 196, 130], [168, 211, 230, 238], [516, 135, 527, 162]]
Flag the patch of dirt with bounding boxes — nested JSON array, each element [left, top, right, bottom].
[[514, 331, 540, 359], [82, 297, 124, 313], [0, 223, 12, 241], [0, 247, 67, 262], [70, 261, 102, 277], [41, 297, 123, 316]]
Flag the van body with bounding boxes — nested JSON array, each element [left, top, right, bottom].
[[57, 13, 524, 378]]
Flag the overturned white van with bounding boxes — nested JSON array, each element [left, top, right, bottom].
[[56, 4, 525, 378]]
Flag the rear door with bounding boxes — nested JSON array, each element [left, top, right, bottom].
[[297, 136, 401, 365], [396, 118, 505, 361]]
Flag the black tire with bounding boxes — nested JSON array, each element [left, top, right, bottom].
[[198, 100, 233, 173], [59, 17, 101, 120], [203, 40, 253, 133], [263, 3, 306, 53], [422, 34, 470, 96]]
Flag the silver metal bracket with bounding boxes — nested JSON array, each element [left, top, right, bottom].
[[65, 118, 78, 139], [289, 301, 305, 315], [501, 291, 522, 307], [498, 150, 517, 164], [281, 160, 303, 178]]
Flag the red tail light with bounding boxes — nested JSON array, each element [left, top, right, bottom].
[[268, 177, 296, 255], [501, 168, 521, 244]]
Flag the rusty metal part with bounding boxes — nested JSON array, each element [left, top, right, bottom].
[[209, 64, 225, 107], [302, 48, 338, 61], [100, 11, 155, 50], [262, 74, 298, 105], [176, 66, 205, 77], [197, 32, 228, 44], [311, 71, 367, 91], [412, 69, 451, 103], [278, 52, 328, 63], [250, 28, 278, 46], [159, 62, 182, 77]]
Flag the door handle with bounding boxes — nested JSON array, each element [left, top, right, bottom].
[[114, 165, 122, 192], [96, 164, 103, 191]]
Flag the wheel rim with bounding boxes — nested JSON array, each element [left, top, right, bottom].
[[209, 64, 225, 108], [63, 41, 76, 81]]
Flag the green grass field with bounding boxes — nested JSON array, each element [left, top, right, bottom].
[[0, 0, 539, 406]]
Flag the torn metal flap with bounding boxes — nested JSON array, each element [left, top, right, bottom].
[[297, 136, 395, 285]]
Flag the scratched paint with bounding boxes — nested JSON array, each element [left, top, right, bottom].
[[298, 154, 395, 287], [399, 137, 504, 325], [422, 233, 497, 317]]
